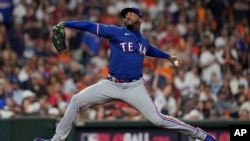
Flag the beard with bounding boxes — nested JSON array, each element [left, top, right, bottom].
[[125, 19, 140, 30]]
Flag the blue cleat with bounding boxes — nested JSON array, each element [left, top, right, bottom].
[[34, 138, 51, 141], [204, 134, 217, 141]]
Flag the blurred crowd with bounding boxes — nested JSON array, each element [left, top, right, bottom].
[[0, 0, 249, 121]]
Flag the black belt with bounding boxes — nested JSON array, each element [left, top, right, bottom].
[[107, 76, 140, 83]]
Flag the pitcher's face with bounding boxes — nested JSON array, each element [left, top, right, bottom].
[[124, 11, 141, 29]]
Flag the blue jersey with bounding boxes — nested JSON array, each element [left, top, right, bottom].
[[64, 21, 170, 80]]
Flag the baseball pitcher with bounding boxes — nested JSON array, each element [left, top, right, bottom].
[[35, 7, 217, 141]]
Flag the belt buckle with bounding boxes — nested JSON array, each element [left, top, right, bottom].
[[108, 76, 130, 83], [115, 79, 119, 83]]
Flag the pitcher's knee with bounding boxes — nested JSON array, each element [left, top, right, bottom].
[[70, 94, 83, 107], [71, 94, 90, 109], [71, 95, 79, 103]]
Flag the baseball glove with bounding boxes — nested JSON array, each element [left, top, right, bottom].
[[52, 25, 66, 52]]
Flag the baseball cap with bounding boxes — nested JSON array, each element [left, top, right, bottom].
[[121, 7, 142, 18]]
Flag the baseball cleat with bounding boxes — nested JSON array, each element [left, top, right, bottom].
[[204, 134, 217, 141], [34, 138, 51, 141]]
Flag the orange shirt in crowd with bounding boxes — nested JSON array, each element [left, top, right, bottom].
[[142, 0, 156, 8], [57, 52, 71, 64], [156, 65, 173, 83], [196, 6, 206, 23]]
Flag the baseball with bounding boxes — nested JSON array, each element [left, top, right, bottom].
[[174, 60, 180, 66]]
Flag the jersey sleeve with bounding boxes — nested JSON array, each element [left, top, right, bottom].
[[146, 44, 171, 59], [64, 20, 97, 33], [97, 24, 120, 39], [63, 20, 118, 39]]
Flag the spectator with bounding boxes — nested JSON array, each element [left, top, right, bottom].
[[199, 82, 217, 103], [182, 92, 200, 116], [185, 64, 201, 95], [0, 78, 6, 109], [171, 83, 182, 117], [7, 18, 25, 57], [0, 22, 7, 50], [206, 0, 226, 33], [21, 90, 39, 115], [203, 98, 218, 119], [26, 72, 48, 98], [232, 0, 249, 22], [7, 76, 24, 106], [37, 95, 50, 116], [46, 73, 69, 108], [238, 90, 250, 120], [0, 97, 15, 118], [1, 97, 22, 118], [238, 109, 250, 120], [229, 65, 249, 96], [154, 84, 177, 117], [80, 32, 102, 65], [174, 69, 190, 100], [199, 45, 221, 84], [215, 89, 238, 119], [0, 0, 14, 29], [90, 48, 109, 73], [183, 109, 204, 120], [209, 72, 223, 95]]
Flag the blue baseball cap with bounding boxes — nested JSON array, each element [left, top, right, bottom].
[[121, 7, 142, 18]]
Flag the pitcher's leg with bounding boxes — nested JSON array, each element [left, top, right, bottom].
[[52, 80, 120, 141], [121, 80, 207, 140]]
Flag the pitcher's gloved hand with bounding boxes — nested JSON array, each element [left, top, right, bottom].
[[52, 25, 66, 52]]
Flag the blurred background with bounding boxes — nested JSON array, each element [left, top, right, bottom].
[[0, 0, 249, 140]]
